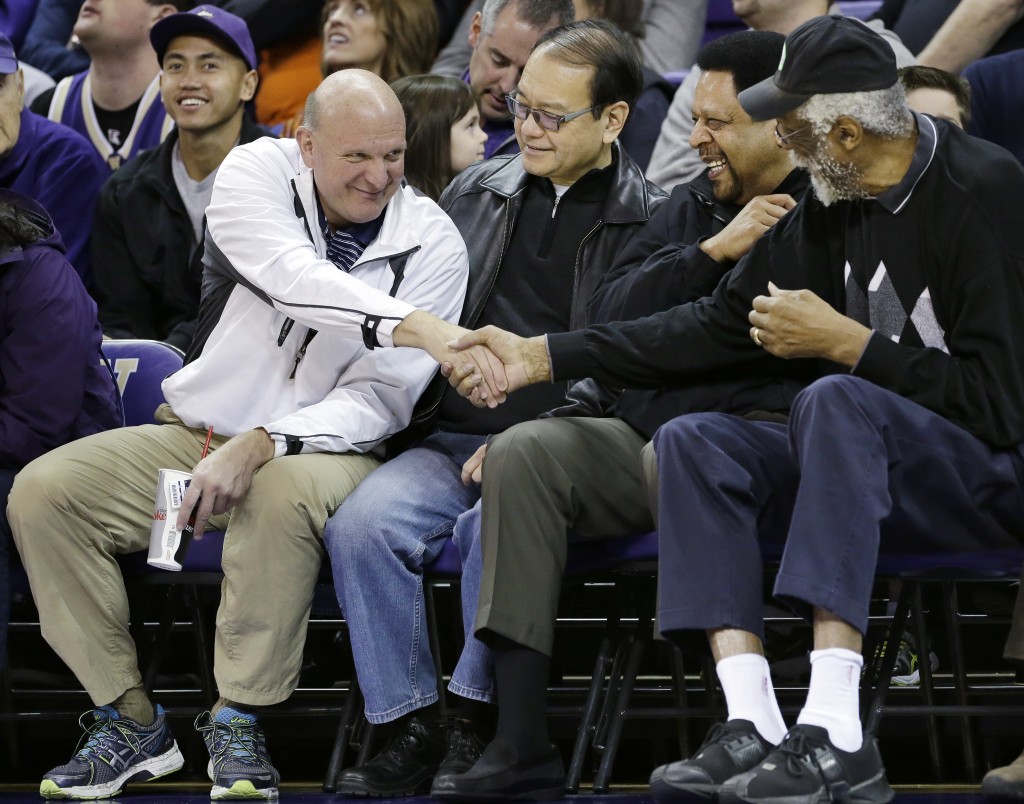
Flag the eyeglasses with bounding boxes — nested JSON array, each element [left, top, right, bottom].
[[774, 121, 813, 147], [505, 93, 601, 132]]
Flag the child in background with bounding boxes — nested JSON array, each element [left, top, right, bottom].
[[391, 74, 487, 201]]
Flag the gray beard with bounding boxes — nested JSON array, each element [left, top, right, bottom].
[[788, 146, 868, 206]]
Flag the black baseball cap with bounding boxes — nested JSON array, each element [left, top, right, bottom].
[[738, 15, 898, 121], [150, 5, 258, 71]]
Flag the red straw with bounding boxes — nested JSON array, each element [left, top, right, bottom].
[[181, 426, 215, 542], [200, 425, 214, 459]]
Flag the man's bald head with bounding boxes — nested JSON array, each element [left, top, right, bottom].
[[303, 69, 404, 133], [297, 68, 407, 229]]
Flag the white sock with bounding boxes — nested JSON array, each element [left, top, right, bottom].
[[797, 647, 864, 752], [716, 653, 787, 745]]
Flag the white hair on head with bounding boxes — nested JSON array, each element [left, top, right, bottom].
[[798, 84, 914, 140]]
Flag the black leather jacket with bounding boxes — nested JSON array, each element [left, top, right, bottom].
[[394, 143, 667, 449]]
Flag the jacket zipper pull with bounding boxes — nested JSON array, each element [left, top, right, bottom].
[[289, 329, 317, 379], [290, 344, 306, 380]]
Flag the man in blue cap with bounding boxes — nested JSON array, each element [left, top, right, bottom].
[[443, 14, 1024, 803], [92, 4, 264, 351], [0, 29, 107, 288]]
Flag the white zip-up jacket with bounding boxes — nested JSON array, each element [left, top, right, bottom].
[[162, 136, 469, 457]]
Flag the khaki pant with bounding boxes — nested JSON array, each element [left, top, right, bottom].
[[9, 413, 379, 707], [475, 417, 653, 656]]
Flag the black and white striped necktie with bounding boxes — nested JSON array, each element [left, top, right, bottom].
[[325, 227, 361, 272]]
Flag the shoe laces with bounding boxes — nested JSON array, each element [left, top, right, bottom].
[[779, 731, 815, 777], [196, 713, 265, 766], [778, 730, 841, 798], [446, 722, 483, 760], [380, 721, 428, 762], [697, 722, 730, 752], [895, 646, 918, 672], [74, 708, 143, 760]]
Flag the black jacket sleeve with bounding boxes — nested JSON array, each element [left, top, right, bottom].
[[93, 176, 160, 340], [549, 200, 834, 391], [591, 183, 734, 323], [540, 378, 621, 419]]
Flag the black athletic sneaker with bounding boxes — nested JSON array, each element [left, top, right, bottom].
[[721, 724, 895, 804], [650, 719, 773, 802], [430, 737, 565, 801], [336, 714, 449, 797]]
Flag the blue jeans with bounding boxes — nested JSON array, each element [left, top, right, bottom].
[[0, 468, 18, 667], [323, 432, 496, 724], [450, 497, 493, 699]]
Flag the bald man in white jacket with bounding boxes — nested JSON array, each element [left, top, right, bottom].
[[12, 69, 499, 802]]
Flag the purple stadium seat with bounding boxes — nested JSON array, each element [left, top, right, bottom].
[[99, 340, 229, 575], [101, 338, 183, 427]]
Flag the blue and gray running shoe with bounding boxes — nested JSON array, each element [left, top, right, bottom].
[[40, 705, 184, 799], [196, 708, 280, 800]]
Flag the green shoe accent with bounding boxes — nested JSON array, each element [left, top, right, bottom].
[[218, 780, 273, 799], [39, 780, 67, 799]]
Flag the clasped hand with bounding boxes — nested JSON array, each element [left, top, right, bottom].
[[748, 282, 871, 366], [442, 325, 551, 407]]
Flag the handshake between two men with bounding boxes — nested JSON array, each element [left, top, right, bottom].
[[392, 310, 550, 408], [168, 269, 888, 548], [398, 279, 874, 409]]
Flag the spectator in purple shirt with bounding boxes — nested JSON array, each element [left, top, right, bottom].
[[0, 188, 121, 673], [0, 31, 107, 288]]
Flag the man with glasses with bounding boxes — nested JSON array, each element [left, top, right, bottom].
[[446, 15, 1024, 802], [506, 92, 598, 128], [323, 18, 665, 799], [431, 27, 807, 801]]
